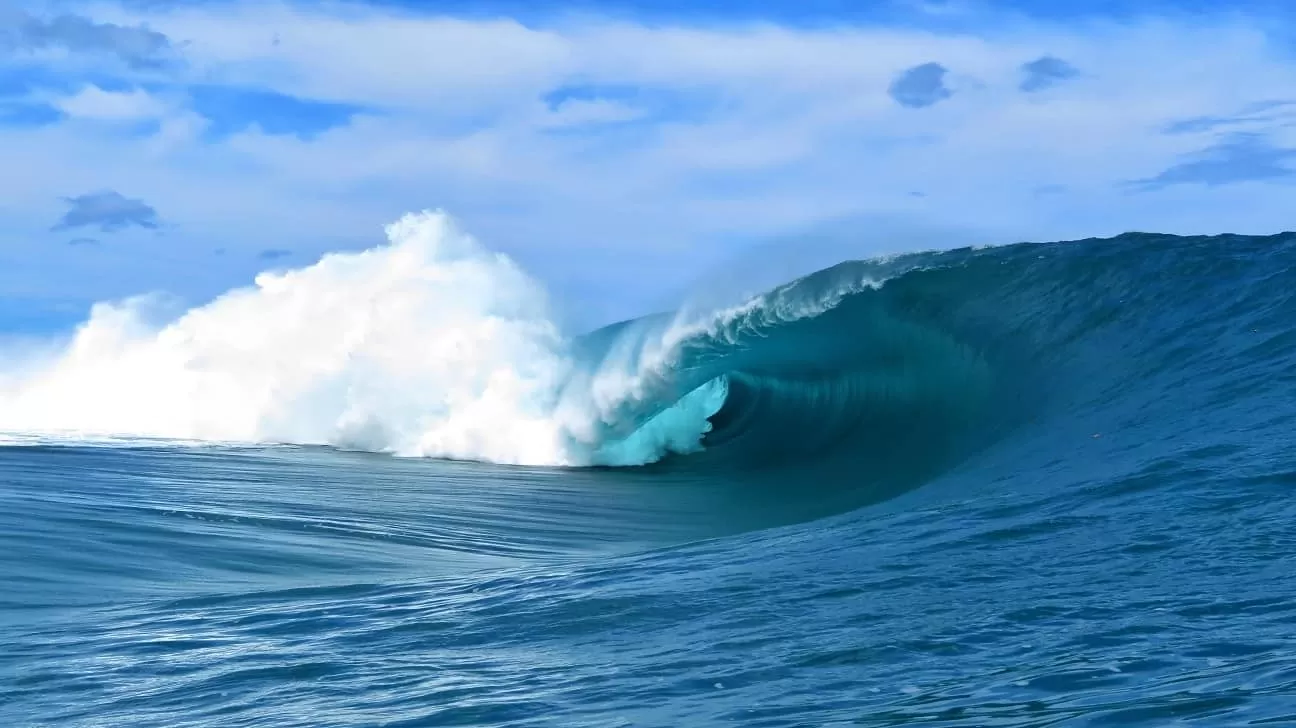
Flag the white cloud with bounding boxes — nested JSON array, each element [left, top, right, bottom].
[[5, 2, 1296, 326], [5, 8, 175, 69], [96, 5, 574, 111], [52, 85, 169, 121]]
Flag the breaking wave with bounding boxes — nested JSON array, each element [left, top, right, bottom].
[[3, 210, 1292, 486]]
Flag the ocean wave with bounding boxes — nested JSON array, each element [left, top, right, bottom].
[[4, 211, 1293, 485]]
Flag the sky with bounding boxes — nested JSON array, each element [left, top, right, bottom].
[[1, 0, 1295, 333]]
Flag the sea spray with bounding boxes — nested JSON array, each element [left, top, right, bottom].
[[0, 212, 596, 464]]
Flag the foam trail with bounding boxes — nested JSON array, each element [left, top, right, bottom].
[[0, 211, 720, 466]]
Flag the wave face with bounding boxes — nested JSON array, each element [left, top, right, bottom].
[[2, 213, 1295, 493]]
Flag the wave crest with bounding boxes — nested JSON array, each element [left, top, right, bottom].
[[0, 209, 984, 470]]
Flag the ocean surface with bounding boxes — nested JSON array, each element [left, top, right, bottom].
[[4, 216, 1296, 726]]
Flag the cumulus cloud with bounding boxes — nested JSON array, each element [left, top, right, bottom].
[[1019, 56, 1079, 92], [888, 62, 953, 108], [52, 191, 161, 232], [8, 12, 174, 69]]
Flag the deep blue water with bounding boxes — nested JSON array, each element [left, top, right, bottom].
[[5, 231, 1296, 726]]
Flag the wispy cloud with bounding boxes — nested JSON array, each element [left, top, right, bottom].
[[1132, 133, 1296, 189], [187, 85, 367, 139], [1163, 100, 1296, 135], [52, 190, 161, 232]]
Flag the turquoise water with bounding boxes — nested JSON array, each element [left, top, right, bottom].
[[5, 231, 1296, 726]]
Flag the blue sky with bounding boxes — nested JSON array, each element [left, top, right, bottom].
[[2, 0, 1295, 333]]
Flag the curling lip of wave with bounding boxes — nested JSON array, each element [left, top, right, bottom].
[[0, 211, 885, 467]]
